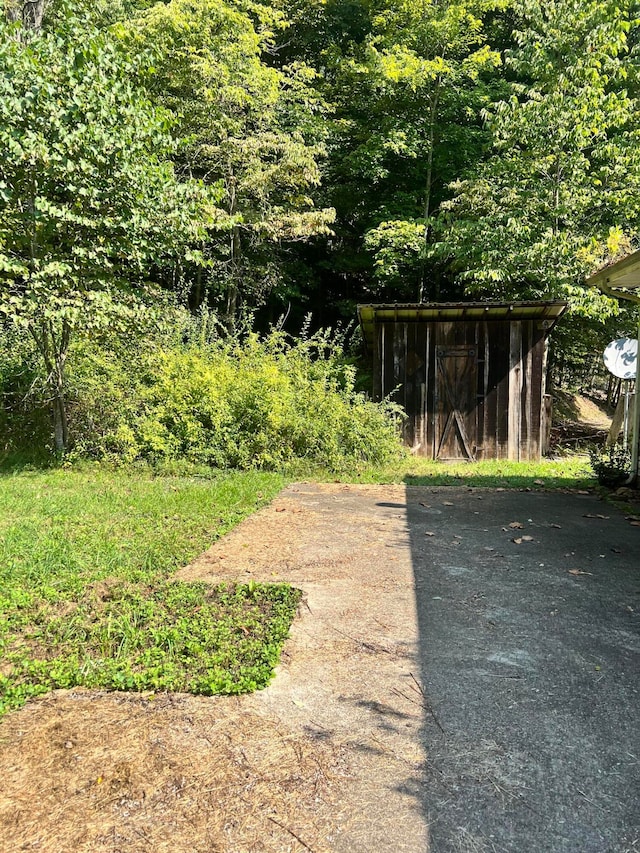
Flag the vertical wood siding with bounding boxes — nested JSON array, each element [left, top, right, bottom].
[[374, 317, 548, 460]]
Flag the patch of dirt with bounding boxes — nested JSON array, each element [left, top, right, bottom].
[[551, 389, 612, 448], [0, 690, 347, 853], [553, 389, 613, 429]]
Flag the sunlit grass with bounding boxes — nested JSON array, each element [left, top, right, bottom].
[[283, 453, 594, 490], [0, 465, 292, 717], [0, 452, 597, 717]]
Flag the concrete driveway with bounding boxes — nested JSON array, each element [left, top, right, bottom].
[[406, 486, 640, 852], [180, 483, 640, 853]]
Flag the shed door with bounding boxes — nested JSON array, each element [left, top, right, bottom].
[[435, 346, 478, 460]]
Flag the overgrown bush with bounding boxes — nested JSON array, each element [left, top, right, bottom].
[[64, 322, 403, 471], [588, 443, 631, 487], [0, 327, 51, 453]]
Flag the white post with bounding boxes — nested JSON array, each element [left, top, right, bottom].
[[632, 322, 640, 485]]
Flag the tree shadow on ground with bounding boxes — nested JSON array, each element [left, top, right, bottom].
[[402, 482, 640, 852], [403, 473, 594, 490]]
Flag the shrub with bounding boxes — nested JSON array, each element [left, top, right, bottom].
[[588, 443, 631, 487], [64, 324, 403, 471]]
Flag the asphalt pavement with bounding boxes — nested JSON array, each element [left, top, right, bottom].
[[406, 486, 640, 852]]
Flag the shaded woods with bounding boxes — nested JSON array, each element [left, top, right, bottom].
[[1, 0, 639, 457]]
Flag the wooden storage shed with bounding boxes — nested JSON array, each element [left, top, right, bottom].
[[358, 301, 567, 461]]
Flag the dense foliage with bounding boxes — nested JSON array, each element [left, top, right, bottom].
[[1, 316, 403, 469], [0, 7, 210, 450], [1, 0, 640, 459]]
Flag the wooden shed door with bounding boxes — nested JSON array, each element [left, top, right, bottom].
[[435, 346, 478, 460]]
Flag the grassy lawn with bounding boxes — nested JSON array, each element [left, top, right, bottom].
[[0, 454, 595, 718], [0, 465, 296, 717], [292, 453, 594, 490]]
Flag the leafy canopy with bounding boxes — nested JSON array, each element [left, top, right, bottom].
[[438, 0, 640, 318], [0, 9, 209, 332], [0, 6, 211, 448], [131, 0, 334, 321]]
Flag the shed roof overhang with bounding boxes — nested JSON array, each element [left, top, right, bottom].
[[586, 249, 640, 304], [357, 300, 567, 350]]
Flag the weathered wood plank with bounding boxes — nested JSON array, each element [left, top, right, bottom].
[[490, 322, 510, 458], [425, 323, 435, 457], [529, 328, 546, 458], [475, 321, 486, 460], [508, 321, 522, 461]]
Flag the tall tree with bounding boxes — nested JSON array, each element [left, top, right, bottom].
[[280, 0, 507, 309], [438, 0, 640, 319], [132, 0, 334, 328], [0, 9, 209, 450], [363, 0, 506, 300]]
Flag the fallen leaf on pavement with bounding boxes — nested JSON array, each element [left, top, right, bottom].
[[551, 523, 562, 529], [443, 501, 454, 506], [425, 531, 435, 537], [583, 513, 609, 519], [512, 535, 534, 544], [568, 569, 593, 576], [509, 521, 524, 529]]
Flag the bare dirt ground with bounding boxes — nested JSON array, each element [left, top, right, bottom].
[[551, 390, 612, 448], [0, 484, 430, 853]]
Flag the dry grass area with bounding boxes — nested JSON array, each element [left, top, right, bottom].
[[568, 394, 613, 429], [0, 689, 348, 853], [552, 389, 612, 430], [551, 389, 612, 448]]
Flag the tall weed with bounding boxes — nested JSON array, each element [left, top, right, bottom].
[[66, 323, 403, 470]]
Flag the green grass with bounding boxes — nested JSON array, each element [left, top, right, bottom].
[[0, 453, 596, 718], [0, 465, 297, 717], [284, 453, 594, 490]]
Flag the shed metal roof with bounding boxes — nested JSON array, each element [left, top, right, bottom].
[[586, 249, 640, 303], [358, 301, 567, 348]]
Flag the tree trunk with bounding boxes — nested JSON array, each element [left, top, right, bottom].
[[30, 318, 71, 453], [226, 224, 241, 332], [224, 170, 240, 332], [419, 78, 441, 303], [49, 335, 70, 452], [52, 383, 69, 454], [5, 0, 46, 31]]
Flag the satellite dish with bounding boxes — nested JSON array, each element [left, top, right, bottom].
[[603, 337, 638, 380]]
